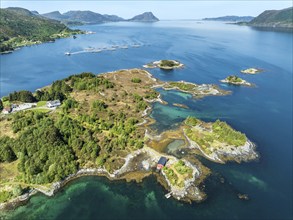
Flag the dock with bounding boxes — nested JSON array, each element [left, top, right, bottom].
[[165, 192, 172, 199]]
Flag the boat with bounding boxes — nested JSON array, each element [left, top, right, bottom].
[[65, 52, 71, 56]]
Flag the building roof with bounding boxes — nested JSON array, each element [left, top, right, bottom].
[[47, 100, 61, 105], [158, 157, 167, 166]]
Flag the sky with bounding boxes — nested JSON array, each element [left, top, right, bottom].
[[0, 1, 292, 19]]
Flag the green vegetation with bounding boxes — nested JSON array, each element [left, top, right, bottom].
[[160, 60, 179, 67], [0, 99, 3, 111], [0, 137, 16, 162], [185, 116, 198, 126], [185, 117, 247, 155], [36, 101, 47, 107], [144, 90, 159, 100], [131, 78, 142, 83], [212, 120, 247, 146], [9, 90, 36, 103], [0, 70, 148, 187], [163, 167, 180, 186], [65, 72, 114, 91], [163, 160, 193, 188], [0, 185, 24, 203], [169, 82, 196, 91], [0, 191, 12, 203], [0, 8, 83, 52], [174, 160, 193, 177], [226, 75, 243, 83], [249, 7, 293, 28], [35, 80, 72, 101], [92, 100, 107, 111], [5, 73, 114, 105]]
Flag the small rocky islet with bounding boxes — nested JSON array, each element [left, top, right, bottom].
[[143, 60, 184, 70]]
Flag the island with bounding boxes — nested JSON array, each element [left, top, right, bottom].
[[241, 68, 263, 74], [143, 60, 184, 70], [172, 103, 189, 109], [220, 75, 253, 86], [0, 68, 258, 210]]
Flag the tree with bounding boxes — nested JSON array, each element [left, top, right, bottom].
[[0, 137, 16, 162], [0, 99, 3, 111], [9, 90, 36, 102], [131, 78, 141, 83]]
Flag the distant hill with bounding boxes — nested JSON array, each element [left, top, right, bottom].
[[203, 16, 254, 22], [62, 10, 125, 23], [41, 10, 159, 24], [0, 7, 81, 53], [128, 12, 159, 22], [42, 11, 66, 21], [31, 10, 39, 15], [248, 7, 293, 28]]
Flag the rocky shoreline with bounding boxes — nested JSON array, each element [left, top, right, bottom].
[[161, 81, 231, 98], [184, 128, 259, 164], [0, 145, 207, 211], [220, 78, 253, 87], [143, 60, 184, 70]]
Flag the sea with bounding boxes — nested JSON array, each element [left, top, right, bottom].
[[0, 21, 292, 220]]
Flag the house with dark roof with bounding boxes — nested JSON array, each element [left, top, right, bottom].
[[157, 156, 168, 171]]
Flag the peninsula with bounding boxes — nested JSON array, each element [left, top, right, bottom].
[[0, 7, 83, 53], [220, 75, 253, 86], [0, 68, 258, 209], [237, 7, 293, 30]]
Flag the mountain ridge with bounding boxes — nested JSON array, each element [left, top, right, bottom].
[[203, 15, 254, 22], [247, 7, 293, 28], [41, 10, 159, 24], [0, 7, 82, 53]]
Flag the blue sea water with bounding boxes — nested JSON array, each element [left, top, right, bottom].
[[0, 21, 292, 219]]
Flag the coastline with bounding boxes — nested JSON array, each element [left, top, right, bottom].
[[0, 68, 257, 212], [220, 79, 253, 87], [161, 81, 231, 97], [0, 31, 85, 55], [0, 145, 208, 211]]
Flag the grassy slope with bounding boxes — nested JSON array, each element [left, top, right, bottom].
[[249, 7, 293, 28], [0, 7, 81, 52]]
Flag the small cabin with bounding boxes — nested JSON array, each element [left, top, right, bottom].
[[47, 100, 61, 108], [157, 157, 168, 171]]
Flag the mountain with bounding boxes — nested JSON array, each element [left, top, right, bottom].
[[203, 16, 254, 22], [31, 10, 39, 15], [62, 10, 114, 23], [248, 7, 293, 28], [0, 7, 82, 53], [42, 11, 67, 20], [128, 12, 159, 22], [41, 10, 159, 24], [42, 10, 125, 24]]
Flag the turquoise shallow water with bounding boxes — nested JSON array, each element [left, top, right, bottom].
[[0, 21, 292, 219]]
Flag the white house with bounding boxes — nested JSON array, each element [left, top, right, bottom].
[[47, 100, 61, 108]]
